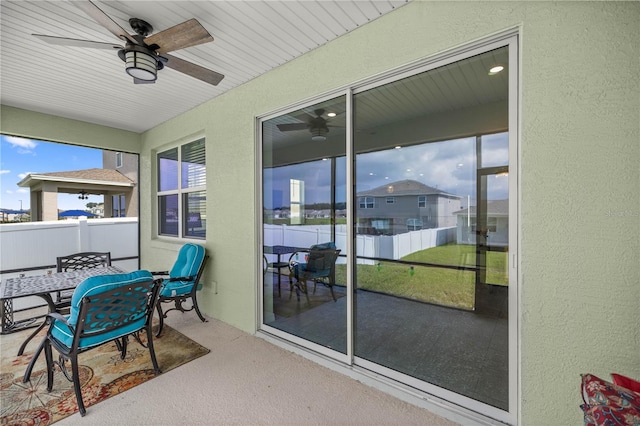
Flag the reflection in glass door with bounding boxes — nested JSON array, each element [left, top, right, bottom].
[[261, 95, 348, 356], [476, 132, 509, 317], [353, 47, 511, 412]]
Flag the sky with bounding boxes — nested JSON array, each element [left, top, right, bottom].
[[264, 133, 509, 209], [0, 135, 103, 211]]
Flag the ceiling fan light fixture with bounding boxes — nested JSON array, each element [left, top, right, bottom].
[[124, 47, 157, 81], [311, 127, 328, 141]]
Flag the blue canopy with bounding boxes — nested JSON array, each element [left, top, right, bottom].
[[0, 209, 28, 214], [59, 210, 96, 217]]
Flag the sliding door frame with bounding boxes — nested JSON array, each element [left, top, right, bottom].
[[257, 30, 519, 425]]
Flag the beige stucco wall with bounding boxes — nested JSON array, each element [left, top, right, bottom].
[[2, 2, 638, 425]]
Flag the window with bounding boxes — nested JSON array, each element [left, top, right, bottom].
[[112, 194, 126, 217], [115, 152, 123, 168], [359, 197, 374, 209], [386, 197, 395, 204], [418, 196, 426, 208], [157, 138, 206, 239]]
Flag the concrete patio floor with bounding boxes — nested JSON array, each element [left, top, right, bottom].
[[45, 312, 458, 425]]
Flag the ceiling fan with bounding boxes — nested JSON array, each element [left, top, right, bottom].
[[32, 0, 224, 86], [277, 109, 341, 141]]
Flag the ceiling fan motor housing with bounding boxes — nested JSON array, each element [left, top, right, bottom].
[[129, 18, 153, 37]]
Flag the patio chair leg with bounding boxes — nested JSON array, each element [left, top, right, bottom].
[[191, 293, 207, 323], [289, 280, 295, 300], [329, 285, 337, 302], [23, 338, 47, 383], [70, 354, 86, 416], [119, 336, 128, 360], [301, 281, 311, 305], [44, 340, 54, 392], [146, 326, 161, 375], [155, 302, 165, 337]]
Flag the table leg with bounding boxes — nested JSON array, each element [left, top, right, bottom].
[[17, 294, 56, 356], [277, 254, 282, 296], [1, 298, 14, 333], [23, 337, 47, 383]]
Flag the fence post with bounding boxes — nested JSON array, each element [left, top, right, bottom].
[[78, 217, 90, 251]]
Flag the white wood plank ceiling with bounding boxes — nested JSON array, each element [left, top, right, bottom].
[[0, 1, 410, 133]]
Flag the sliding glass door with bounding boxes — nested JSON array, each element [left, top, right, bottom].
[[261, 95, 348, 356], [260, 38, 516, 422]]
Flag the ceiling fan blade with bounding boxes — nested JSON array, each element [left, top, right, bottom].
[[33, 34, 122, 50], [162, 53, 224, 86], [72, 0, 137, 44], [277, 123, 309, 132], [145, 19, 213, 54]]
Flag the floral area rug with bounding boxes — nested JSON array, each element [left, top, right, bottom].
[[1, 324, 210, 425]]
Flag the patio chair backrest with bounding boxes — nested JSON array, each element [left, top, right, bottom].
[[304, 249, 340, 276], [57, 252, 111, 272], [59, 270, 160, 350], [169, 243, 206, 281]]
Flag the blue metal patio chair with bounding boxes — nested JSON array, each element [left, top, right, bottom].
[[55, 252, 112, 310], [22, 270, 162, 416], [152, 243, 209, 337], [288, 242, 341, 304]]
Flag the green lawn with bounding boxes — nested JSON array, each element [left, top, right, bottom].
[[335, 244, 508, 310]]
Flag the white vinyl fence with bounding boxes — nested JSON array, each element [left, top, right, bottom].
[[264, 224, 456, 265], [0, 217, 139, 314], [0, 217, 139, 279]]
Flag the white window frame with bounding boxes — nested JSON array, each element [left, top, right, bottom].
[[359, 197, 374, 209], [156, 137, 206, 240]]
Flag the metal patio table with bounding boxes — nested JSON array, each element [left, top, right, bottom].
[[263, 245, 306, 290], [0, 265, 125, 355]]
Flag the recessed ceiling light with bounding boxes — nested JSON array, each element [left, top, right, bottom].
[[395, 146, 401, 149], [489, 65, 504, 75], [327, 112, 336, 117]]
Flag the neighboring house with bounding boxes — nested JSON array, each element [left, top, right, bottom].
[[305, 209, 331, 219], [89, 203, 105, 217], [102, 151, 138, 218], [356, 179, 463, 235], [17, 151, 137, 221], [264, 208, 290, 220], [455, 199, 509, 246]]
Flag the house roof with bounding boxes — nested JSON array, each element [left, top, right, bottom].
[[18, 168, 134, 188], [455, 199, 509, 216], [357, 179, 459, 198]]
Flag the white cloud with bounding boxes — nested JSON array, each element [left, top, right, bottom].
[[0, 170, 10, 175], [18, 172, 33, 179], [5, 136, 37, 154], [17, 188, 28, 194], [5, 190, 13, 194]]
